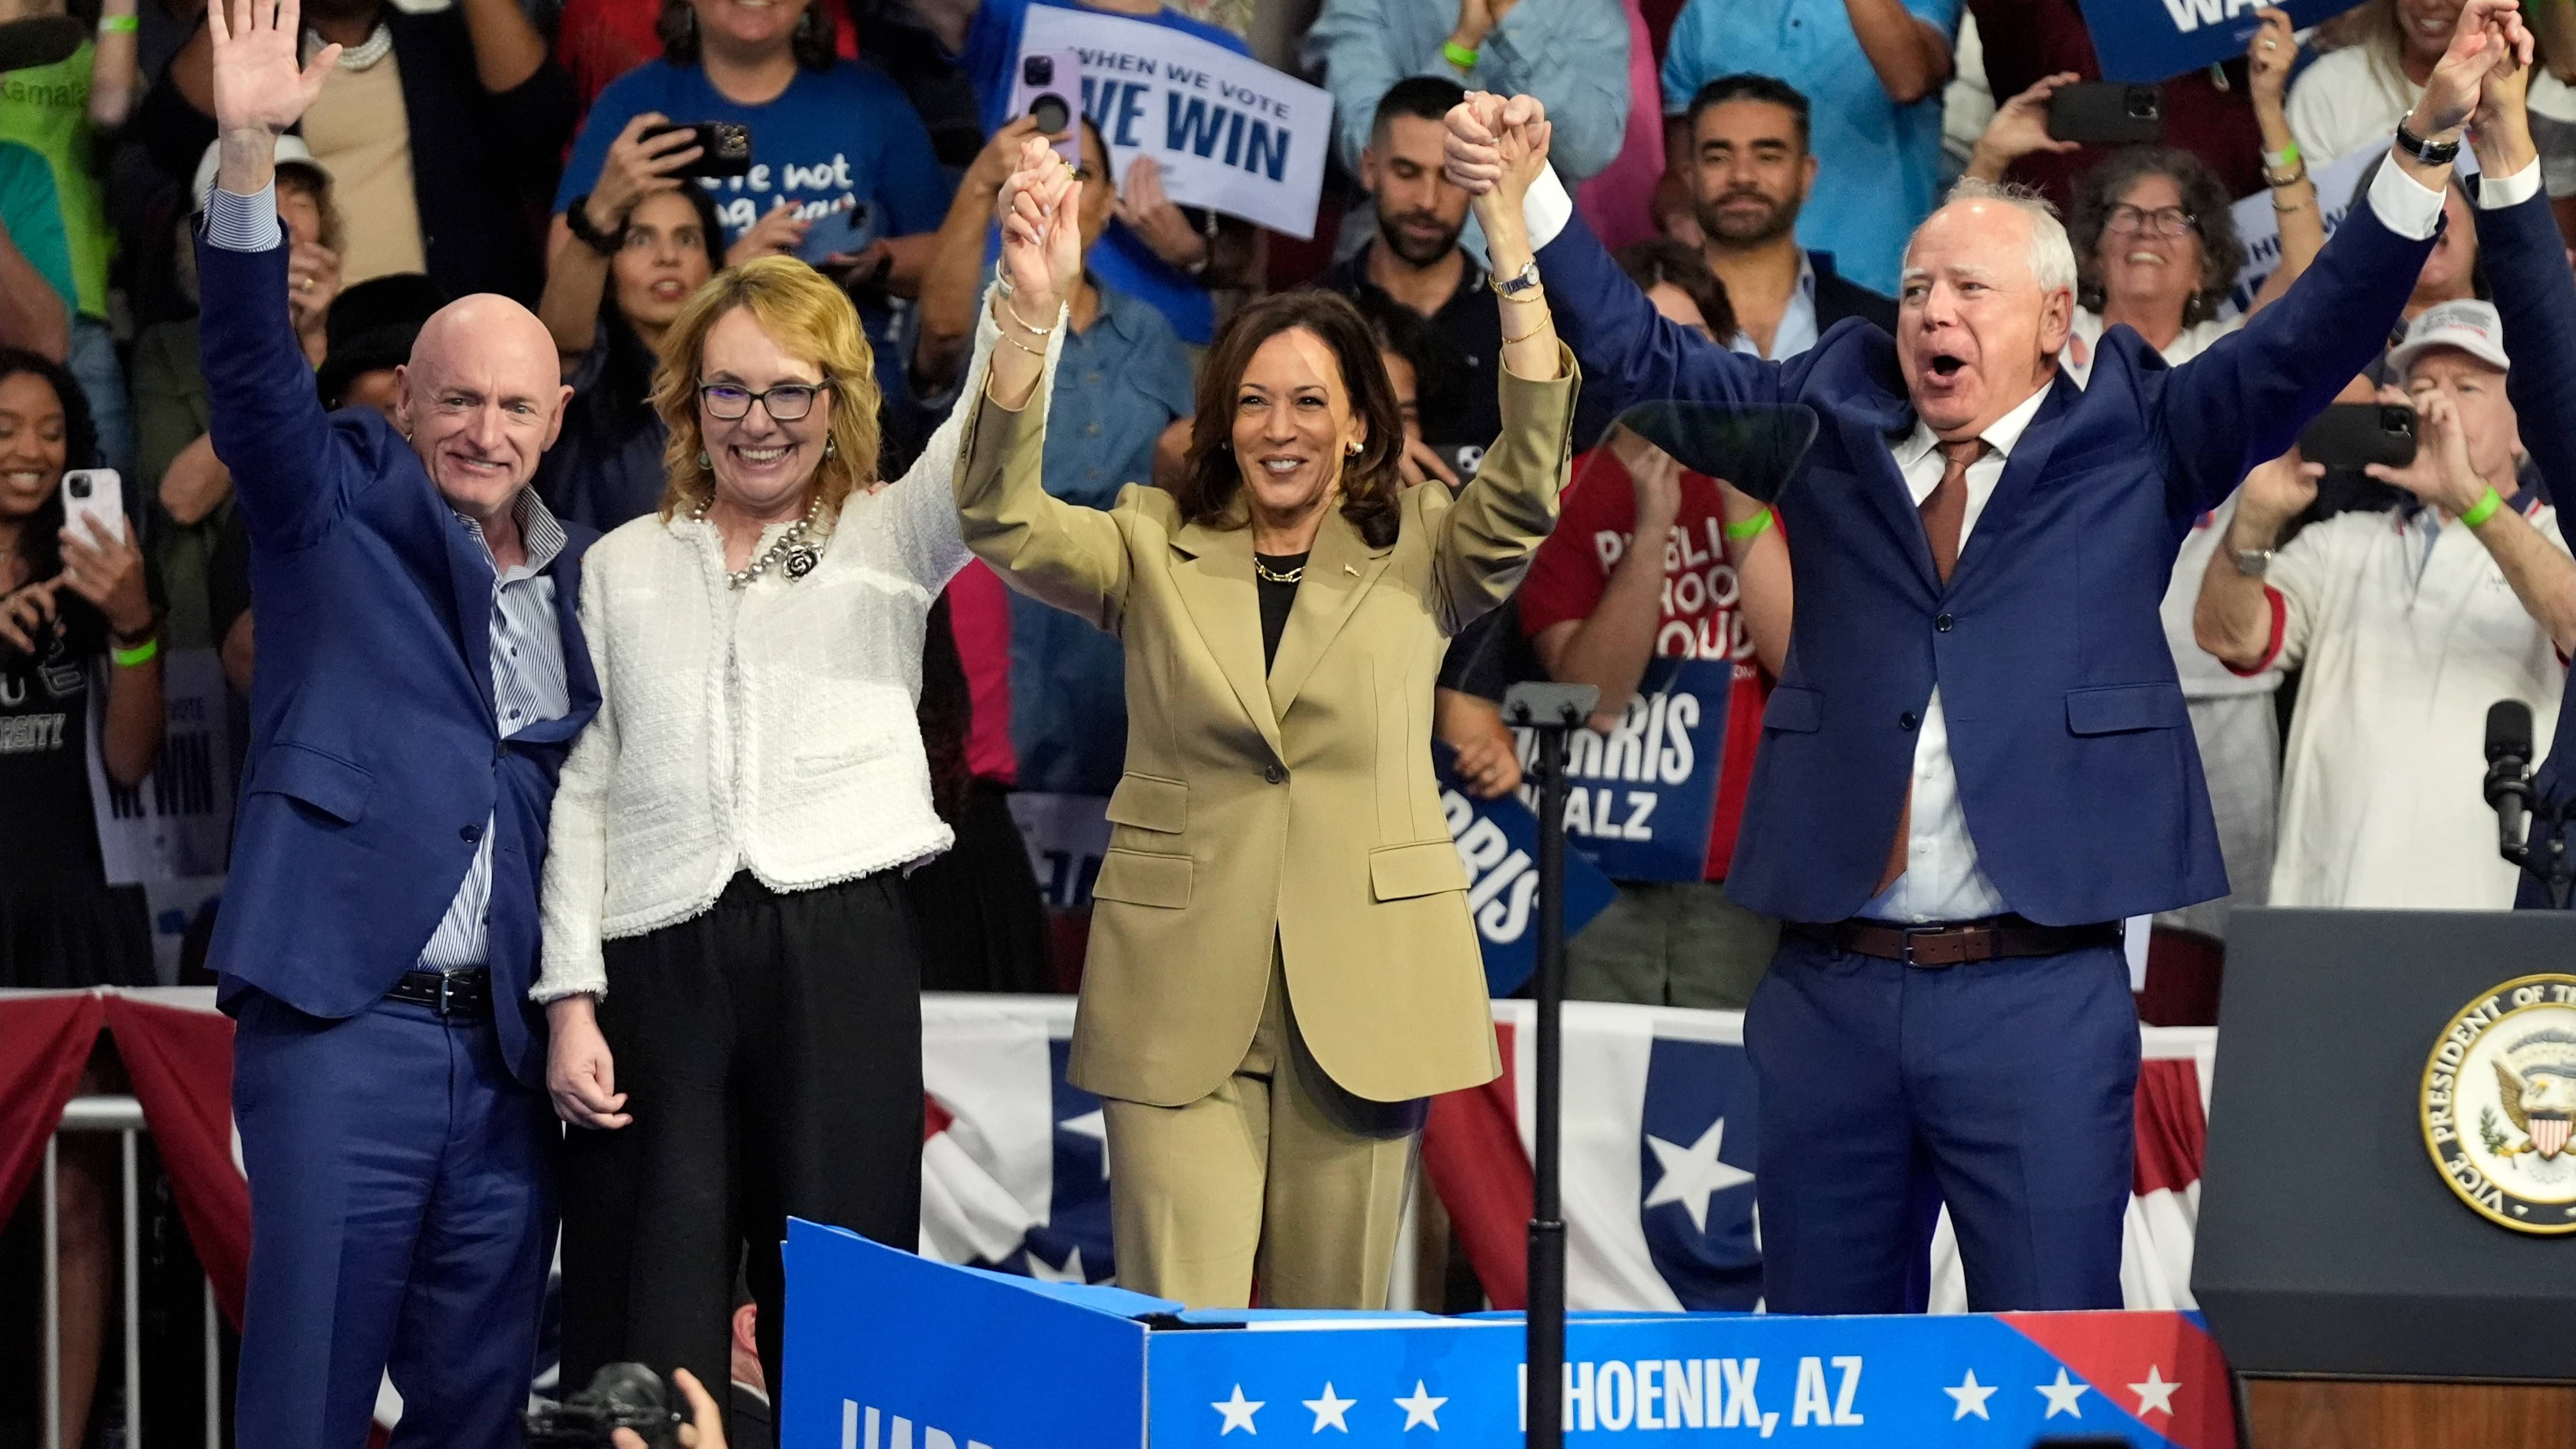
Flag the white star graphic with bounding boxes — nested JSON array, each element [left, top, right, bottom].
[[1060, 1107, 1110, 1178], [1025, 1245, 1086, 1284], [2036, 1368, 2089, 1419], [1394, 1380, 1447, 1432], [1302, 1383, 1355, 1433], [1944, 1369, 1997, 1421], [1642, 1116, 1757, 1233], [1213, 1384, 1263, 1436], [2128, 1365, 2180, 1417]]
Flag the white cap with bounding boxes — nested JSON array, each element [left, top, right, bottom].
[[2388, 298, 2511, 378], [191, 135, 327, 215]]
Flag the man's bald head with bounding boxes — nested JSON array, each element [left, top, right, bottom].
[[395, 294, 573, 524]]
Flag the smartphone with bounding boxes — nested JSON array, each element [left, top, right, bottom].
[[2299, 402, 2418, 471], [1007, 50, 1085, 167], [2046, 83, 2163, 146], [60, 468, 125, 547], [638, 120, 753, 180], [796, 197, 880, 267]]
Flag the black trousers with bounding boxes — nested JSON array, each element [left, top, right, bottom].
[[559, 870, 923, 1409]]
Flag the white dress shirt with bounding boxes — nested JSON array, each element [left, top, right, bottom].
[[1515, 143, 2453, 923]]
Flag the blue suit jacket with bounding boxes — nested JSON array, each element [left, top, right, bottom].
[[1535, 201, 2433, 925], [197, 236, 600, 1086]]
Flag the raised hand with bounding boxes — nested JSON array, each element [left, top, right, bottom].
[[725, 198, 809, 267], [997, 136, 1078, 317], [57, 517, 153, 640], [1968, 72, 2083, 181], [1115, 154, 1208, 271], [2247, 9, 2296, 112], [2417, 0, 2533, 134], [2366, 384, 2487, 513], [586, 112, 700, 236], [207, 0, 339, 140], [1487, 92, 1552, 203], [2233, 449, 2323, 539], [1442, 91, 1509, 196]]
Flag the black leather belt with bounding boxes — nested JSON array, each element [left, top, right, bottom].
[[386, 967, 492, 1019], [1790, 915, 2122, 968]]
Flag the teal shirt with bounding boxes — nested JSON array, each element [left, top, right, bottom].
[[0, 139, 76, 319]]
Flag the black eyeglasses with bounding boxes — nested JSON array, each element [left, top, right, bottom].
[[2104, 204, 2197, 238], [697, 381, 828, 422]]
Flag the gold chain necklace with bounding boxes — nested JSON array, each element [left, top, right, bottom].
[[1253, 557, 1305, 585]]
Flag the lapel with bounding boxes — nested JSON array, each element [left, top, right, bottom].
[[504, 544, 600, 747], [1266, 508, 1394, 724], [1168, 514, 1283, 759], [435, 498, 499, 722], [1836, 399, 1941, 596], [1951, 378, 2073, 588]]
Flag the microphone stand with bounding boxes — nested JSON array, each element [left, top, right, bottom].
[[1502, 682, 1597, 1449]]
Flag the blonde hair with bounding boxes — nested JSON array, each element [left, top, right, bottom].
[[652, 256, 884, 520]]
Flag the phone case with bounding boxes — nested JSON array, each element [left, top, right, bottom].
[[59, 468, 124, 545], [1007, 48, 1086, 168], [2045, 85, 2164, 146], [2298, 403, 2418, 471]]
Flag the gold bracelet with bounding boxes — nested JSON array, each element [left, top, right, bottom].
[[2271, 196, 2309, 215], [1002, 296, 1055, 337], [1499, 286, 1547, 303], [1000, 330, 1047, 358], [1502, 315, 1550, 346], [2263, 164, 2308, 189]]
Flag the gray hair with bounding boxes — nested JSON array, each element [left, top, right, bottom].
[[1906, 178, 2079, 298]]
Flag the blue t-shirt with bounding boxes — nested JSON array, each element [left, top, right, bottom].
[[957, 0, 1247, 345], [1661, 0, 1961, 296]]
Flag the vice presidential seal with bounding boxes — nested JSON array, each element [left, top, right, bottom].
[[2421, 973, 2576, 1234]]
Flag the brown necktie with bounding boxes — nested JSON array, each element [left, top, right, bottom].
[[1877, 437, 1989, 894]]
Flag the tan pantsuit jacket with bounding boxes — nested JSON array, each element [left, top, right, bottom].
[[956, 349, 1580, 1109]]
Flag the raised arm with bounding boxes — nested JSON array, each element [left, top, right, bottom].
[[197, 0, 368, 555], [1445, 92, 1783, 419], [1458, 0, 1632, 181], [2246, 9, 2324, 313], [2467, 59, 2576, 500]]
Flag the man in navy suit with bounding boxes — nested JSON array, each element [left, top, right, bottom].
[[1447, 2, 2531, 1313], [194, 0, 597, 1439]]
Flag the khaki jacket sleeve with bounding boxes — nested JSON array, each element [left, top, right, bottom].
[[1429, 343, 1580, 635], [953, 300, 1133, 635]]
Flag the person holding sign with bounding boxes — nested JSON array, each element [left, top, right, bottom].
[[1446, 0, 2528, 1314], [955, 118, 1575, 1310]]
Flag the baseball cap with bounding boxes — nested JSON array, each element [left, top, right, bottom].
[[191, 136, 329, 215], [315, 273, 448, 408], [2388, 299, 2511, 377]]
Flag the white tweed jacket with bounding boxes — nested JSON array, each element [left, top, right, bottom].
[[534, 302, 1063, 1000]]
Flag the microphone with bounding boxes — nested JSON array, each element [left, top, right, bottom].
[[2486, 699, 2535, 865]]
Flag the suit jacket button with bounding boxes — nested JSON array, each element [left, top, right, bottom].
[[1934, 612, 1954, 631], [460, 824, 483, 843], [1264, 763, 1287, 785], [1898, 711, 1920, 731]]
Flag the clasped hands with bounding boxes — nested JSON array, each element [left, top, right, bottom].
[[1439, 91, 1554, 215]]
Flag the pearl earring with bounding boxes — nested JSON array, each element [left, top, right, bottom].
[[1346, 440, 1362, 457]]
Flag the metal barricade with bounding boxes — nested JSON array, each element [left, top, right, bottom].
[[44, 1094, 223, 1449]]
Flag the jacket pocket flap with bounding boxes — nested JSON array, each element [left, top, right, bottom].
[[1104, 772, 1188, 834], [248, 743, 373, 824], [1370, 840, 1468, 902], [2066, 682, 2186, 736], [1092, 848, 1192, 908], [1763, 685, 1823, 734]]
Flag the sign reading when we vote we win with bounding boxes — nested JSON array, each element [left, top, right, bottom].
[[1017, 6, 1330, 239], [2077, 0, 2348, 82]]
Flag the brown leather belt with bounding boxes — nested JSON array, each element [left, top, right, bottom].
[[1789, 915, 2122, 968]]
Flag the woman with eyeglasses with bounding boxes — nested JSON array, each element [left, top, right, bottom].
[[533, 142, 1073, 1405]]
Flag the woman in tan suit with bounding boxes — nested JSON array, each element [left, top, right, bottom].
[[957, 114, 1573, 1308]]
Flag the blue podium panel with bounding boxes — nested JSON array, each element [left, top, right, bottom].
[[785, 1221, 2236, 1448]]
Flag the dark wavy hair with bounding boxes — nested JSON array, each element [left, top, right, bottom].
[[572, 182, 728, 451], [1179, 291, 1406, 550], [0, 347, 100, 589], [1615, 239, 1736, 342], [2067, 147, 2246, 326], [658, 0, 838, 71]]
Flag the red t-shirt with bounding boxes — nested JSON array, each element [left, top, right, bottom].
[[1518, 447, 1772, 881], [944, 559, 1017, 787]]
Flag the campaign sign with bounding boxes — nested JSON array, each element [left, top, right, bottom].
[[1520, 656, 1731, 884], [1018, 6, 1331, 239], [2078, 0, 2350, 82], [2225, 145, 2378, 314], [1435, 743, 1617, 994], [784, 1220, 2237, 1448]]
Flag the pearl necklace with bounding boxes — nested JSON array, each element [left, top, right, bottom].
[[698, 495, 823, 590], [307, 22, 393, 71]]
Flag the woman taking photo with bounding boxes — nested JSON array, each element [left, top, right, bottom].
[[957, 114, 1575, 1309], [0, 346, 162, 1449], [536, 142, 1073, 1399], [536, 150, 726, 529]]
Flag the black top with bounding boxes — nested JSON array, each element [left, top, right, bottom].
[[1255, 551, 1306, 671], [1, 596, 111, 884], [1322, 242, 1503, 456]]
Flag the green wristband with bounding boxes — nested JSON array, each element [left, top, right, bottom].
[[2261, 142, 2300, 171], [1441, 39, 1479, 70], [112, 635, 158, 668], [1723, 508, 1774, 541], [2461, 486, 2505, 528]]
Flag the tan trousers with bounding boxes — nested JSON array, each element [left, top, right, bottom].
[[1102, 960, 1425, 1309]]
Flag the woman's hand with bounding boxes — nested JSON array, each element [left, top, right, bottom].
[[966, 115, 1044, 206], [726, 198, 810, 268], [1396, 436, 1460, 489], [0, 577, 63, 656], [2248, 9, 2297, 113], [1115, 155, 1207, 271], [1967, 72, 2082, 182], [286, 239, 340, 339], [589, 113, 702, 237], [612, 1368, 724, 1449], [58, 517, 152, 638], [547, 995, 632, 1130], [997, 137, 1080, 319]]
